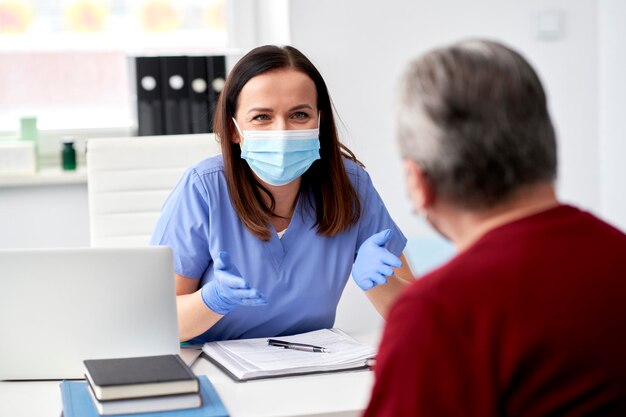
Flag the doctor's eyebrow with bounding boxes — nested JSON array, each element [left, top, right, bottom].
[[246, 104, 314, 114], [289, 104, 314, 112], [247, 107, 274, 114]]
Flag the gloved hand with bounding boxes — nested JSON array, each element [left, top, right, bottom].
[[201, 251, 267, 315], [352, 229, 402, 291]]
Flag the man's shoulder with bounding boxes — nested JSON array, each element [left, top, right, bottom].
[[398, 204, 626, 315]]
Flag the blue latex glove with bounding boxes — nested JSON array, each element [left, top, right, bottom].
[[352, 229, 402, 291], [200, 251, 267, 315]]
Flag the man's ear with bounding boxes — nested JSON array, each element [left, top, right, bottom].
[[404, 159, 435, 211]]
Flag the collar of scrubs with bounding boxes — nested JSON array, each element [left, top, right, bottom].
[[265, 194, 314, 270]]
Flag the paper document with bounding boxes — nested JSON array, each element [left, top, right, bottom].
[[202, 328, 376, 382]]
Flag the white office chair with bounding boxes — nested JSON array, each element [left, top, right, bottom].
[[86, 134, 221, 247]]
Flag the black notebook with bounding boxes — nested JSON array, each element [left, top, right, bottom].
[[83, 354, 199, 401]]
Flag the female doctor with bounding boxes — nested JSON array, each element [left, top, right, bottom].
[[151, 45, 414, 343]]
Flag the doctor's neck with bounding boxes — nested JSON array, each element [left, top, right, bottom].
[[259, 176, 301, 220]]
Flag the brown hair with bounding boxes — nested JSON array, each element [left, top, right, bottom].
[[213, 45, 362, 241]]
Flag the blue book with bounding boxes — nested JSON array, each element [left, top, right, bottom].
[[60, 375, 228, 417]]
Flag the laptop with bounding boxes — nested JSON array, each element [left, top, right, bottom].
[[0, 246, 180, 380]]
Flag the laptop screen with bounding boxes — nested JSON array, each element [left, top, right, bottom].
[[0, 246, 180, 380]]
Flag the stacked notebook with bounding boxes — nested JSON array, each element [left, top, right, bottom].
[[60, 354, 228, 416]]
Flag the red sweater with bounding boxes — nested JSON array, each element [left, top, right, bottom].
[[364, 205, 626, 417]]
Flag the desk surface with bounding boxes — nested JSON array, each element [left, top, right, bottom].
[[0, 332, 379, 417]]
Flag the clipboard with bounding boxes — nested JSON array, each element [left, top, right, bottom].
[[201, 328, 375, 382]]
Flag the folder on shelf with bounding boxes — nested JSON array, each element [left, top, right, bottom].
[[188, 56, 210, 134], [206, 55, 226, 131], [135, 56, 164, 136], [161, 56, 192, 135], [202, 328, 376, 382]]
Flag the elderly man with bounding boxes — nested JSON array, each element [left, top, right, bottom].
[[364, 40, 626, 416]]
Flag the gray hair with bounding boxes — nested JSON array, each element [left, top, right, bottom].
[[397, 39, 557, 209]]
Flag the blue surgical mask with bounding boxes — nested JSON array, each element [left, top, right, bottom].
[[232, 117, 321, 186]]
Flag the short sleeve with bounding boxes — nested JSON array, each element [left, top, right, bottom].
[[354, 166, 407, 258], [150, 168, 211, 279]]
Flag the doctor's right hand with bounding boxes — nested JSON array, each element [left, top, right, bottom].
[[200, 251, 267, 315], [352, 229, 402, 291]]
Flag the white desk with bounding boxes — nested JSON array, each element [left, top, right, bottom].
[[193, 358, 373, 417], [0, 333, 379, 417]]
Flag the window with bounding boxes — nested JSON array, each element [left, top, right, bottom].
[[0, 0, 228, 131]]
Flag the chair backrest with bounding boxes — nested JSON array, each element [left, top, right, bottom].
[[87, 134, 221, 247]]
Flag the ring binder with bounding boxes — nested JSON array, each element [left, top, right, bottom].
[[206, 55, 226, 132], [133, 54, 227, 136], [188, 56, 210, 134], [135, 57, 164, 136], [161, 56, 191, 135]]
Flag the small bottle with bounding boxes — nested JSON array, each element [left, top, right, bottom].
[[61, 140, 77, 171], [20, 116, 39, 170]]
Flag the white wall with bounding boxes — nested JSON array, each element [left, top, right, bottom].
[[289, 0, 602, 237], [227, 0, 290, 50], [0, 184, 89, 248], [256, 0, 290, 45], [599, 0, 626, 232]]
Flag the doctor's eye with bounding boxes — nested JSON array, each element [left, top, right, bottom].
[[292, 111, 310, 120], [252, 114, 271, 121]]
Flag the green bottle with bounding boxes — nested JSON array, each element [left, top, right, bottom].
[[62, 140, 77, 171]]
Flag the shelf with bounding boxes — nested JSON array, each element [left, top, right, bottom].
[[0, 30, 236, 55], [0, 166, 87, 188], [0, 30, 232, 54]]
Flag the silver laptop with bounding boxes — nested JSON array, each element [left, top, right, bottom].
[[0, 246, 180, 380]]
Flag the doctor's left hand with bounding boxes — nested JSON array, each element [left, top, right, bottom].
[[352, 229, 402, 291], [200, 251, 268, 315]]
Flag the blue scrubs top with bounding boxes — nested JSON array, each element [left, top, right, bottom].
[[150, 155, 406, 343]]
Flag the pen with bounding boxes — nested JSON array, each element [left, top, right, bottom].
[[267, 339, 331, 353]]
